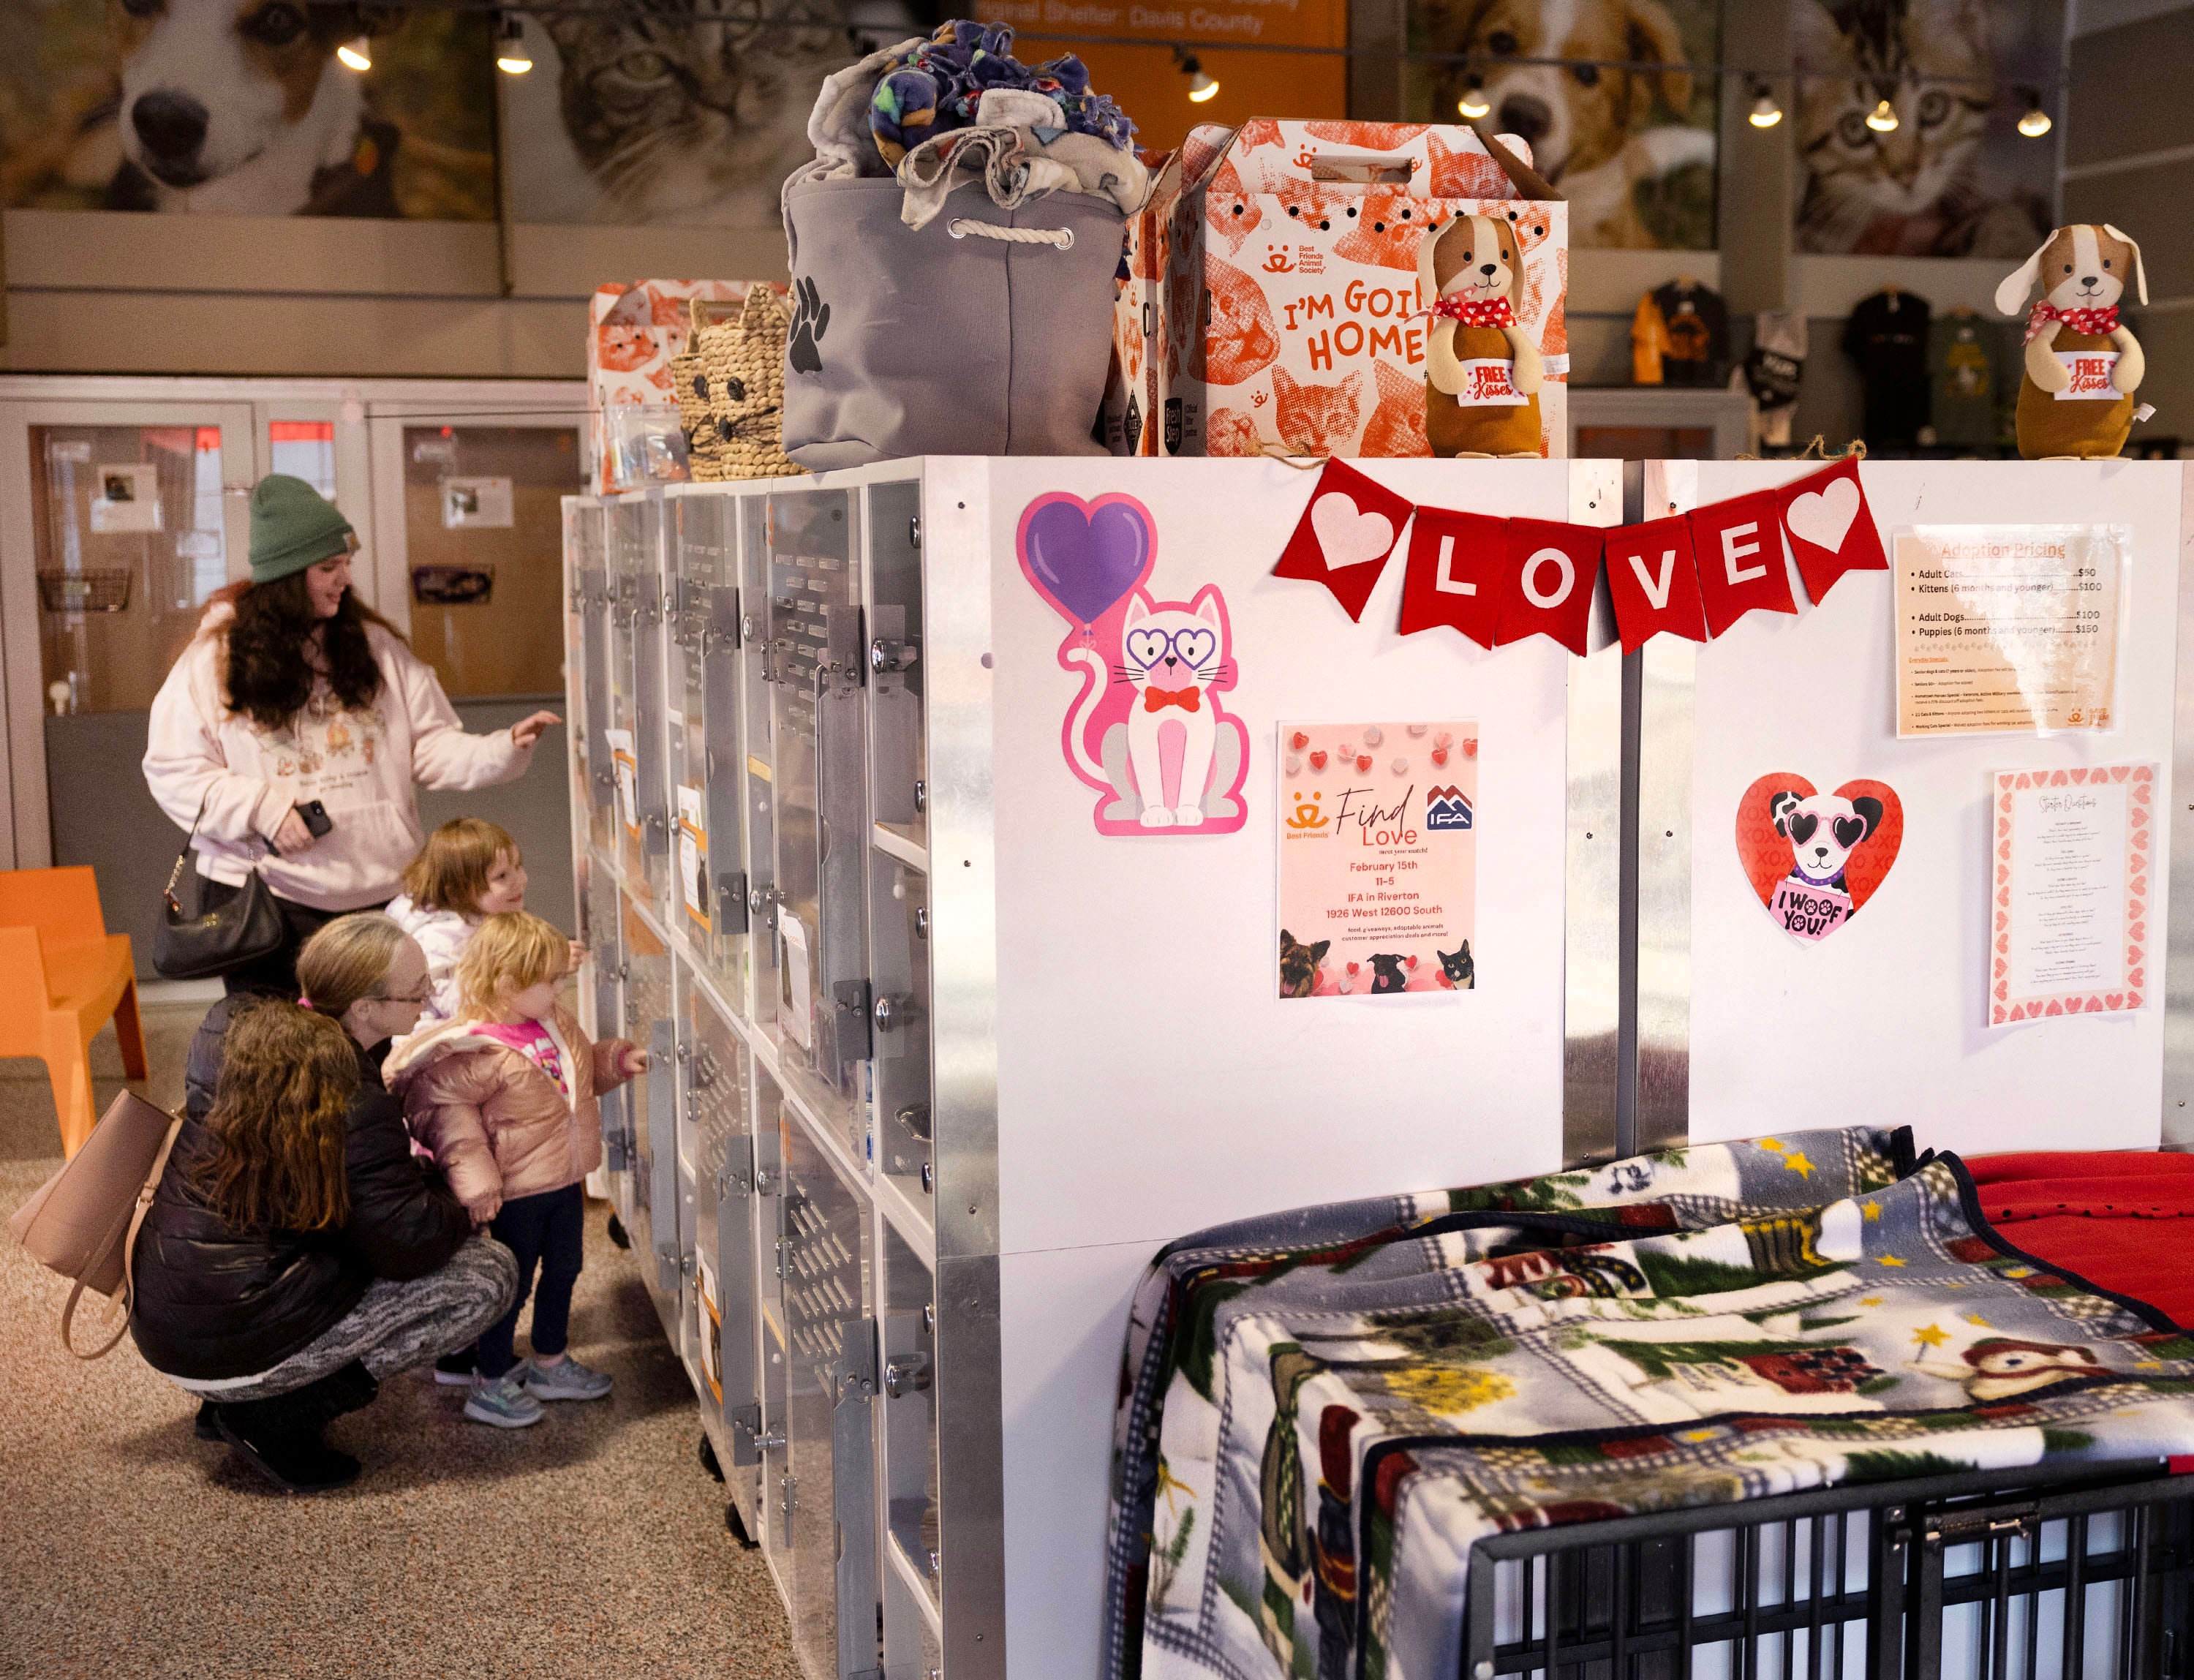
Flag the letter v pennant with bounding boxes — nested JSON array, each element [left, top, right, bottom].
[[1604, 514, 1708, 653]]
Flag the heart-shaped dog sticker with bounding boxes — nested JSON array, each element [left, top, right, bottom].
[[1735, 771, 1903, 943], [1311, 492, 1395, 571], [1784, 477, 1861, 554]]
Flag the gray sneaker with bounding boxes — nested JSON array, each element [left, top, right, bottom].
[[464, 1371, 544, 1428], [521, 1355, 614, 1402]]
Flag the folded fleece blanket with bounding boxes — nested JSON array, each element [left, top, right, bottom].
[[1104, 1130, 2194, 1680]]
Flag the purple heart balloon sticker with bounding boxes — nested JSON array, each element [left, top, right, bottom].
[[1017, 493, 1156, 628]]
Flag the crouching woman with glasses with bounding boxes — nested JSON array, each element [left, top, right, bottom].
[[131, 913, 517, 1493]]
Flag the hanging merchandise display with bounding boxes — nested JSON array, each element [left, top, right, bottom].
[[1995, 222, 2152, 460], [1990, 764, 2155, 1025], [780, 23, 1146, 468], [1735, 772, 1904, 943], [1842, 288, 1931, 450], [1109, 119, 1569, 460], [1738, 309, 1806, 451], [1631, 277, 1729, 387], [1925, 306, 2014, 451], [1274, 455, 1886, 655]]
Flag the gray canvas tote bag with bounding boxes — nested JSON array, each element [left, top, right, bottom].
[[781, 173, 1123, 468]]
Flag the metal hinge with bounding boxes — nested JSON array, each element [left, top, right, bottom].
[[831, 978, 873, 1063], [717, 869, 750, 935]]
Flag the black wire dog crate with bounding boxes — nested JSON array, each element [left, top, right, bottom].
[[1463, 1461, 2194, 1680]]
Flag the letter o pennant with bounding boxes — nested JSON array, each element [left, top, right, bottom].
[[1496, 517, 1603, 656]]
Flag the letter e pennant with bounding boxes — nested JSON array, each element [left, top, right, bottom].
[[1495, 518, 1603, 656], [1604, 514, 1707, 653], [1687, 490, 1795, 639], [1271, 458, 1414, 622], [1398, 506, 1506, 649], [1775, 456, 1887, 603]]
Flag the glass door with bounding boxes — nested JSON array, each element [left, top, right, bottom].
[[0, 401, 255, 941]]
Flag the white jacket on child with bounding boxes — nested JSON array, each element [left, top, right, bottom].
[[143, 603, 534, 912], [385, 894, 474, 1024]]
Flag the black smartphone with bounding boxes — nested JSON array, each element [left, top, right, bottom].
[[297, 799, 333, 837]]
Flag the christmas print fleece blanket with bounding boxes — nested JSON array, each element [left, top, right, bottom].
[[1102, 1127, 2194, 1680]]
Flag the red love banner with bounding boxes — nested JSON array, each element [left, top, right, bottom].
[[1398, 506, 1507, 649], [1495, 517, 1603, 657], [1271, 458, 1416, 622], [1776, 456, 1887, 604], [1603, 513, 1708, 654], [1688, 490, 1796, 639]]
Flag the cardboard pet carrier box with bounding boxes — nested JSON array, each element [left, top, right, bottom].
[[1106, 121, 1568, 459]]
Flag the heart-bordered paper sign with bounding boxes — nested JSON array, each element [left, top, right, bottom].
[[1735, 772, 1904, 943]]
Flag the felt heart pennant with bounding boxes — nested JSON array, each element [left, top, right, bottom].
[[1397, 505, 1507, 649], [1735, 772, 1904, 944], [1604, 513, 1708, 653], [1495, 517, 1603, 656], [1689, 491, 1798, 639], [1775, 456, 1887, 604], [1272, 459, 1414, 622]]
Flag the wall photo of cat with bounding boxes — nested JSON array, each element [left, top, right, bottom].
[[1793, 0, 2054, 259]]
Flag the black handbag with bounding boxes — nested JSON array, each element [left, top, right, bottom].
[[151, 794, 286, 980]]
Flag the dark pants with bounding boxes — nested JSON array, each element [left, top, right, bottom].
[[472, 1183, 586, 1380], [197, 876, 384, 998]]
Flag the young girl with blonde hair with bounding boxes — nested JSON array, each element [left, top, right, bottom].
[[386, 817, 582, 1023], [384, 912, 643, 1427]]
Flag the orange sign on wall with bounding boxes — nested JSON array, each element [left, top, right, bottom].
[[976, 0, 1348, 151]]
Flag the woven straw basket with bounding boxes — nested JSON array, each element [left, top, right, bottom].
[[696, 286, 803, 481]]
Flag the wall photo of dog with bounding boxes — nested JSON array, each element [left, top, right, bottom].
[[1407, 0, 1719, 249], [1, 0, 496, 218]]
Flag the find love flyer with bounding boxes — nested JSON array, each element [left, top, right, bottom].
[[1276, 720, 1478, 1001]]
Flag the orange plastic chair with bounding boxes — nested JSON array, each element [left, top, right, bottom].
[[0, 867, 146, 1159]]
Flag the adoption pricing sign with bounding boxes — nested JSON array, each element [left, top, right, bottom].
[[1276, 720, 1477, 1000]]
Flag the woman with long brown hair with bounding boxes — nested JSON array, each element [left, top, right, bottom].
[[132, 914, 518, 1494], [143, 473, 561, 995]]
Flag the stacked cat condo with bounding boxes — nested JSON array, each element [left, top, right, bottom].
[[1106, 120, 1569, 459]]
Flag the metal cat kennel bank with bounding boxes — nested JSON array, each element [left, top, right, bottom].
[[559, 455, 2194, 1680]]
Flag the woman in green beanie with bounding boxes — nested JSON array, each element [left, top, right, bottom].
[[143, 475, 560, 995]]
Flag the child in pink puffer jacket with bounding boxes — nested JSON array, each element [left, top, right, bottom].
[[385, 912, 644, 1429]]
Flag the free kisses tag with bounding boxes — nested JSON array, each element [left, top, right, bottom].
[[2054, 350, 2121, 400]]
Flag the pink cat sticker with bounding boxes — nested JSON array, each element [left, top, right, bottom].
[[1017, 492, 1251, 837]]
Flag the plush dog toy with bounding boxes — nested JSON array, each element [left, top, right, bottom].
[[1420, 212, 1543, 458], [1994, 222, 2147, 459]]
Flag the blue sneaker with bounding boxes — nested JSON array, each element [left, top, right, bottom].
[[464, 1371, 544, 1428], [521, 1355, 614, 1402]]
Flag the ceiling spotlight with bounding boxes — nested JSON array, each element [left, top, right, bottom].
[[336, 37, 372, 72], [1175, 48, 1218, 102], [1866, 97, 1898, 132], [1458, 77, 1491, 120], [1746, 78, 1783, 129], [495, 13, 532, 75], [2016, 86, 2052, 138]]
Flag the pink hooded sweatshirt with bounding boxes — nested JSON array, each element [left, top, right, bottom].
[[143, 603, 535, 911], [385, 1004, 635, 1220]]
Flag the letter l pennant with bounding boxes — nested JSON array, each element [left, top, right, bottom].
[[1397, 505, 1507, 649]]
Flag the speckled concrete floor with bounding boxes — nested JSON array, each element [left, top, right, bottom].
[[1, 1004, 801, 1680]]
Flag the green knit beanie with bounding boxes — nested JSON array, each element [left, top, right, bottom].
[[249, 474, 354, 584]]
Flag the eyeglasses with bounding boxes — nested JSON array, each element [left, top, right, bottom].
[[374, 986, 435, 1006]]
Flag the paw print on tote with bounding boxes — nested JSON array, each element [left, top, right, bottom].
[[787, 276, 829, 375]]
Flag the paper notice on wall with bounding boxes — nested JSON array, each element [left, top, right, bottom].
[[604, 728, 638, 834], [677, 784, 710, 930], [1275, 721, 1478, 1000], [441, 475, 515, 528], [1894, 525, 2127, 737], [90, 464, 161, 533], [1988, 764, 2154, 1027]]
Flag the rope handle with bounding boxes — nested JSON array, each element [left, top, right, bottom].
[[947, 218, 1075, 251]]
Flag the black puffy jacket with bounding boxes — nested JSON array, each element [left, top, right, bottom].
[[130, 996, 472, 1382]]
